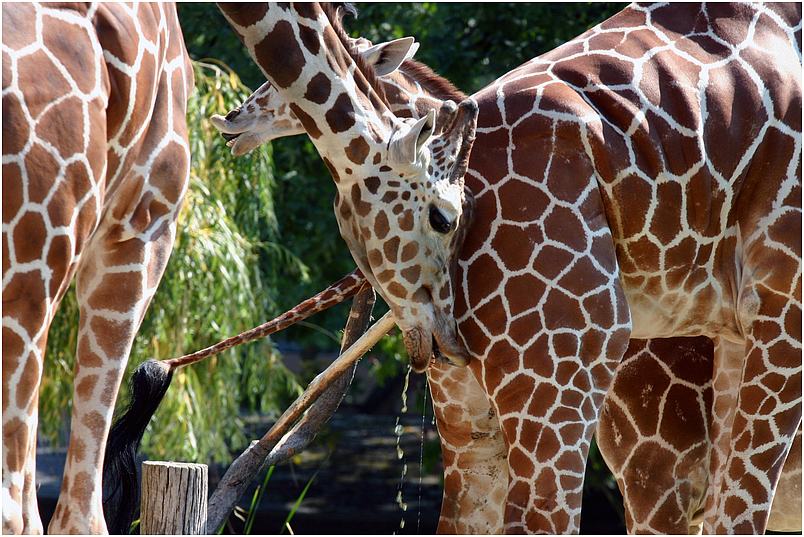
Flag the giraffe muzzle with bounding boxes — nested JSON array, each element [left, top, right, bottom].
[[402, 325, 468, 373]]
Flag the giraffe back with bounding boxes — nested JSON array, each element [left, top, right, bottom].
[[463, 2, 801, 340]]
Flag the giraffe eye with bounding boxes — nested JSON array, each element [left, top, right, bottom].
[[429, 205, 453, 234]]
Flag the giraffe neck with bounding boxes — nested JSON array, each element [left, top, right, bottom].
[[218, 3, 394, 180]]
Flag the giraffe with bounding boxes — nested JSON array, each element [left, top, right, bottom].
[[455, 2, 800, 532], [101, 2, 480, 532], [215, 2, 480, 374], [2, 2, 194, 533], [212, 3, 800, 531]]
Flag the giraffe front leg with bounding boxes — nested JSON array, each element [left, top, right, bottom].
[[428, 361, 508, 533], [481, 327, 629, 534], [707, 300, 802, 534]]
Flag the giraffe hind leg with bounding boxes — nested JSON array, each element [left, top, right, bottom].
[[47, 130, 189, 533]]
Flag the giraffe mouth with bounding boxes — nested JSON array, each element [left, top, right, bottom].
[[221, 132, 241, 143], [403, 327, 468, 373], [432, 338, 463, 367]]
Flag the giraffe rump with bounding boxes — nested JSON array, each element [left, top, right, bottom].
[[102, 359, 173, 534]]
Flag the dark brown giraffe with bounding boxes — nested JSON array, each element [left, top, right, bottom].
[[213, 3, 801, 533], [454, 3, 801, 532]]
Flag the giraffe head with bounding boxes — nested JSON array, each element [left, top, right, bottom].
[[335, 97, 478, 372], [210, 36, 419, 156]]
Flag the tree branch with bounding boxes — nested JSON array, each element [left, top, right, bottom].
[[206, 284, 393, 531]]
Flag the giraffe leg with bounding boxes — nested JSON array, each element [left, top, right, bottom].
[[21, 405, 43, 535], [47, 216, 185, 533], [767, 425, 802, 532], [48, 134, 189, 533], [597, 337, 714, 534], [2, 266, 78, 534], [2, 178, 94, 535], [1, 324, 41, 535], [706, 291, 802, 533], [429, 362, 507, 534], [483, 338, 628, 534]]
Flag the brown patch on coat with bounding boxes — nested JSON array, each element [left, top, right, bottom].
[[374, 211, 390, 239], [325, 93, 356, 133], [401, 265, 421, 284], [298, 24, 320, 56], [69, 471, 93, 515], [254, 20, 304, 88], [345, 136, 370, 164], [218, 3, 268, 27], [305, 72, 331, 104], [398, 210, 414, 231], [400, 242, 419, 262], [75, 374, 99, 402], [289, 103, 322, 139]]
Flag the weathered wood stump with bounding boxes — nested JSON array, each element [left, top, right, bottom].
[[141, 461, 207, 534]]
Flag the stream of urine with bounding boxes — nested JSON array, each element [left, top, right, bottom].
[[393, 366, 411, 533]]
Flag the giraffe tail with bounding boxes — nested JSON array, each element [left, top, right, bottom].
[[101, 269, 365, 532], [103, 359, 173, 534]]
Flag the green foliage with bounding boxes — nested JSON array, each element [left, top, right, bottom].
[[346, 3, 626, 94]]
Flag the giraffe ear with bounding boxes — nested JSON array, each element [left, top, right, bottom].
[[389, 109, 436, 164], [361, 37, 418, 77]]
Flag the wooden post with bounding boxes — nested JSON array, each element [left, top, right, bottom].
[[141, 461, 208, 534]]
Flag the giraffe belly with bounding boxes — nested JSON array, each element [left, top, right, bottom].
[[624, 283, 740, 341]]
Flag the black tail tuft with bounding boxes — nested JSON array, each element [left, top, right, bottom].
[[103, 359, 173, 534]]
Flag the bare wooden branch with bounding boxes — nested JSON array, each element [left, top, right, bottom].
[[263, 284, 376, 465], [206, 286, 394, 531], [141, 461, 207, 534]]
